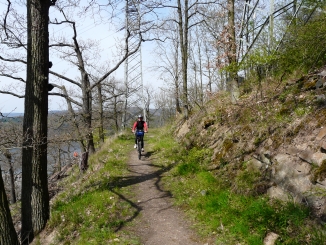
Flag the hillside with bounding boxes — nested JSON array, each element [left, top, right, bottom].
[[175, 67, 326, 221], [25, 68, 326, 245]]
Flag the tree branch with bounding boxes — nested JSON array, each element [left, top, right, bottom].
[[0, 90, 24, 98], [90, 30, 142, 90], [48, 91, 83, 107], [3, 0, 11, 39], [0, 74, 25, 83], [49, 43, 74, 48], [49, 70, 81, 88], [0, 55, 27, 65]]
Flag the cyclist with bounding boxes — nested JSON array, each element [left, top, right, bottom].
[[132, 115, 148, 151]]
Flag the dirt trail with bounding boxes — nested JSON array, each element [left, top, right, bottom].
[[126, 147, 203, 245]]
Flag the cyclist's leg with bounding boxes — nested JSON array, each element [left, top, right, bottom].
[[141, 136, 144, 149], [134, 133, 137, 148], [137, 137, 142, 153]]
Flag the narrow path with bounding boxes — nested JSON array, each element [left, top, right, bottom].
[[126, 148, 202, 245]]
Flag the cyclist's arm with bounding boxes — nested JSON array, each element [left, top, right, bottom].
[[144, 122, 148, 133], [132, 122, 137, 132]]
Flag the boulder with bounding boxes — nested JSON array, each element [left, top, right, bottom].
[[316, 127, 326, 141], [298, 149, 314, 164], [311, 152, 326, 166], [263, 232, 279, 245]]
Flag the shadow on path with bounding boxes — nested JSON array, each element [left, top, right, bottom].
[[107, 163, 175, 190], [103, 152, 176, 232]]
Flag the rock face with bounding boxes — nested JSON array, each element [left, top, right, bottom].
[[268, 126, 326, 219], [242, 125, 326, 219], [175, 67, 326, 221]]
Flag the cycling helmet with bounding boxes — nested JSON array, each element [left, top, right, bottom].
[[138, 114, 143, 118]]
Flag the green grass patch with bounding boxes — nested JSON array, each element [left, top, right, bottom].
[[149, 126, 325, 244], [46, 131, 141, 245], [42, 123, 326, 244], [175, 147, 211, 175]]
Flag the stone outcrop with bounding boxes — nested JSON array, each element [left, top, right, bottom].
[[244, 124, 326, 220], [175, 66, 326, 222]]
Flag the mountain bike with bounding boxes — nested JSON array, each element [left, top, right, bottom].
[[135, 130, 144, 160]]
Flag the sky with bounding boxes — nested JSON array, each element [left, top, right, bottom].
[[0, 0, 293, 113], [0, 0, 164, 113]]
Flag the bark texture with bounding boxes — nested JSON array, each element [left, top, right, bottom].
[[21, 0, 50, 243], [3, 150, 16, 204], [227, 0, 239, 102], [178, 0, 189, 119]]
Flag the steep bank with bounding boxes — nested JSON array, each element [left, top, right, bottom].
[[175, 67, 326, 222]]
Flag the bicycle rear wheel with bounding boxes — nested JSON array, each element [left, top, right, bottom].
[[137, 139, 142, 160]]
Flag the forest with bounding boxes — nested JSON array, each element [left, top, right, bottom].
[[1, 0, 326, 244]]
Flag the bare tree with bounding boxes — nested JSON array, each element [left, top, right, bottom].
[[92, 76, 125, 138], [100, 78, 126, 133], [147, 0, 220, 119], [153, 18, 182, 115], [177, 0, 190, 119], [188, 26, 205, 107], [96, 83, 105, 143], [1, 0, 146, 156], [140, 84, 156, 127], [47, 4, 144, 154], [1, 3, 51, 239], [0, 166, 19, 245], [226, 0, 239, 101], [20, 0, 51, 242], [1, 150, 17, 204], [0, 119, 22, 204], [153, 88, 176, 125]]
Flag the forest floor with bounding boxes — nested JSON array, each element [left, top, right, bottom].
[[123, 146, 206, 245]]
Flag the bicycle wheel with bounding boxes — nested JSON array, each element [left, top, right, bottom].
[[137, 139, 142, 160]]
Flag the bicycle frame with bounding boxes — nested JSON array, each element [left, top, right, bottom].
[[135, 131, 144, 160]]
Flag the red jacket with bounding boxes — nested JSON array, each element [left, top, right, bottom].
[[132, 120, 148, 132]]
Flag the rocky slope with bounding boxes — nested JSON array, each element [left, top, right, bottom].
[[175, 67, 326, 222]]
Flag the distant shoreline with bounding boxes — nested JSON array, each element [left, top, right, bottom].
[[1, 110, 67, 117]]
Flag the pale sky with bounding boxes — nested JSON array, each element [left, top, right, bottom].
[[0, 0, 289, 113], [0, 0, 163, 113]]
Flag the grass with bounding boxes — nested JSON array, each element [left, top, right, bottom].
[[31, 124, 326, 244], [147, 126, 326, 245], [42, 132, 142, 245]]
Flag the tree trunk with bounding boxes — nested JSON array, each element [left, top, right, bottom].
[[97, 84, 105, 143], [173, 37, 181, 114], [83, 85, 95, 154], [175, 78, 181, 114], [62, 85, 86, 153], [227, 0, 236, 65], [205, 44, 212, 92], [79, 152, 89, 171], [3, 150, 16, 204], [56, 149, 61, 173], [71, 21, 95, 155], [177, 0, 189, 119], [21, 0, 50, 243], [0, 166, 19, 245], [227, 0, 238, 102], [197, 35, 204, 106], [113, 93, 119, 132], [8, 165, 16, 204]]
